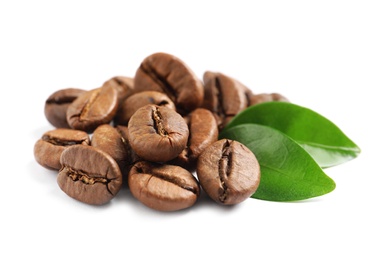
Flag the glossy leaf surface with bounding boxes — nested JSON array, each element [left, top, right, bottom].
[[225, 102, 360, 168]]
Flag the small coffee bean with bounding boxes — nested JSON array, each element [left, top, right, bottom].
[[102, 76, 134, 104], [115, 91, 175, 126], [134, 52, 204, 114], [128, 161, 200, 211], [91, 124, 130, 174], [128, 104, 189, 162], [57, 145, 122, 205], [249, 93, 289, 106], [202, 71, 252, 129], [197, 139, 261, 205], [116, 125, 142, 166], [170, 108, 218, 171], [44, 88, 86, 128], [188, 108, 219, 160], [34, 129, 90, 170], [66, 85, 118, 132]]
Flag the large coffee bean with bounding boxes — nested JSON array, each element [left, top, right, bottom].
[[66, 85, 118, 132], [128, 161, 200, 211], [197, 139, 260, 205], [115, 91, 175, 126], [58, 145, 122, 205], [33, 129, 90, 170], [91, 124, 130, 173], [44, 88, 86, 128], [134, 52, 204, 114], [128, 104, 189, 162], [202, 71, 252, 129]]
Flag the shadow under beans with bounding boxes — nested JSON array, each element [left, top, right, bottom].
[[194, 189, 239, 212], [113, 186, 201, 217]]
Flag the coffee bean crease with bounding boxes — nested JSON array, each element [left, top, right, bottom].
[[215, 77, 225, 117], [140, 63, 176, 101], [65, 167, 109, 184], [134, 165, 198, 194], [218, 140, 233, 202], [152, 107, 168, 136], [46, 96, 76, 105], [79, 89, 101, 121], [42, 136, 86, 146]]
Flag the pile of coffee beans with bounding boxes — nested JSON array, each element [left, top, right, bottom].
[[34, 52, 288, 211]]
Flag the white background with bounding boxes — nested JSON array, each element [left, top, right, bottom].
[[1, 0, 385, 259]]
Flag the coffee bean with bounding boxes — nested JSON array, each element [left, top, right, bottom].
[[66, 85, 118, 132], [44, 88, 86, 128], [134, 52, 204, 114], [187, 108, 219, 160], [115, 91, 175, 126], [128, 161, 200, 211], [91, 124, 130, 173], [128, 104, 189, 162], [58, 145, 122, 205], [202, 71, 252, 129], [115, 125, 142, 166], [197, 139, 260, 205], [102, 76, 134, 104], [34, 129, 90, 170], [249, 93, 289, 106], [170, 108, 218, 171]]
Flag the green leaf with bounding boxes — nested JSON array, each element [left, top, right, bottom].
[[224, 102, 360, 168], [219, 124, 336, 201]]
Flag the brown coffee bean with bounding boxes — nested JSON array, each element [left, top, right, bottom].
[[115, 91, 175, 126], [34, 129, 90, 170], [128, 161, 200, 211], [44, 88, 86, 128], [170, 108, 218, 171], [188, 108, 219, 160], [57, 145, 122, 205], [116, 125, 142, 166], [249, 93, 289, 106], [134, 52, 204, 114], [128, 104, 189, 162], [202, 71, 252, 129], [91, 124, 130, 173], [197, 139, 260, 205], [66, 85, 118, 132], [102, 76, 134, 104]]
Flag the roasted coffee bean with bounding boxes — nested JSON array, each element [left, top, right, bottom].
[[66, 84, 118, 132], [128, 161, 200, 211], [34, 129, 90, 170], [249, 93, 289, 106], [202, 71, 252, 129], [197, 139, 260, 205], [91, 124, 130, 173], [187, 108, 219, 160], [58, 145, 122, 205], [102, 76, 134, 104], [44, 88, 86, 128], [128, 104, 189, 162], [115, 91, 175, 126], [116, 125, 142, 166], [134, 52, 204, 114], [170, 108, 218, 171]]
